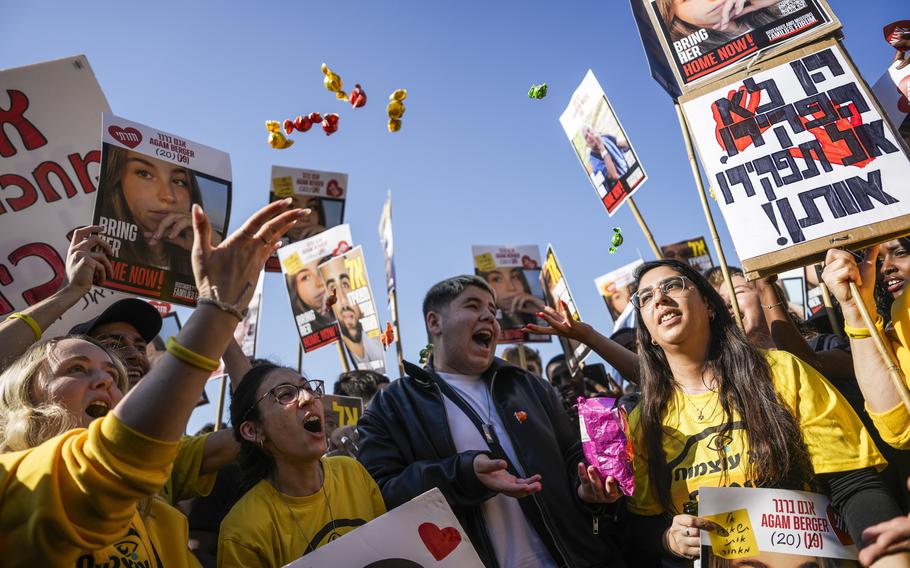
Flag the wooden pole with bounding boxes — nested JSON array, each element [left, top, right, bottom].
[[627, 197, 663, 260], [818, 281, 842, 337], [517, 344, 528, 370], [337, 339, 351, 373], [297, 342, 303, 374], [213, 374, 227, 432], [389, 289, 406, 377], [849, 282, 910, 411], [674, 103, 744, 332]]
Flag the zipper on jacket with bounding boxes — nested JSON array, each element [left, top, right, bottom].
[[593, 515, 599, 535]]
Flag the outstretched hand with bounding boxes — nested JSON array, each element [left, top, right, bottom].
[[576, 463, 622, 504], [473, 454, 542, 499], [522, 300, 593, 343]]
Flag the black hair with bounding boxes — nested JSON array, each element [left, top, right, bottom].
[[422, 275, 496, 339], [230, 363, 284, 491], [334, 370, 390, 403]]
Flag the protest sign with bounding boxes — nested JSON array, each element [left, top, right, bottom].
[[322, 394, 364, 441], [872, 58, 910, 148], [541, 245, 591, 376], [560, 70, 647, 216], [661, 236, 714, 273], [0, 55, 138, 335], [286, 488, 483, 568], [780, 267, 808, 318], [318, 246, 386, 374], [472, 245, 550, 344], [266, 165, 347, 271], [378, 191, 396, 300], [279, 224, 352, 353], [236, 272, 264, 357], [640, 0, 840, 95], [681, 39, 910, 278], [92, 113, 232, 305], [594, 259, 643, 329], [697, 487, 858, 566]]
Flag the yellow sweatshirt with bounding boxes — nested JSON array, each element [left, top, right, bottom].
[[868, 290, 910, 448], [0, 413, 200, 567]]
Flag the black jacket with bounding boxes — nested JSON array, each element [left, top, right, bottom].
[[357, 358, 625, 568]]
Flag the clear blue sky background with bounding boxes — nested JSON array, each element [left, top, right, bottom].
[[3, 0, 906, 433]]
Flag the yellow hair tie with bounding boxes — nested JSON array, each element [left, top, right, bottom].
[[844, 314, 884, 340], [7, 313, 42, 341], [166, 337, 220, 372]]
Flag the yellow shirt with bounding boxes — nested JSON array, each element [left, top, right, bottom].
[[218, 456, 386, 567], [0, 413, 200, 567], [628, 350, 885, 516], [161, 433, 217, 505], [868, 290, 910, 448]]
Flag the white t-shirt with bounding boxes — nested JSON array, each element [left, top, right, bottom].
[[437, 372, 557, 568]]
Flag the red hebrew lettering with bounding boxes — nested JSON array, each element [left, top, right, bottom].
[[0, 174, 38, 214], [68, 150, 101, 194], [0, 90, 48, 158], [9, 243, 65, 304], [33, 161, 78, 201], [0, 265, 14, 316]]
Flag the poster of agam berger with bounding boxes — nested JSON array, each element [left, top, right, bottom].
[[92, 113, 231, 306]]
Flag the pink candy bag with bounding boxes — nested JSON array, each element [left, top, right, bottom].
[[577, 396, 634, 496]]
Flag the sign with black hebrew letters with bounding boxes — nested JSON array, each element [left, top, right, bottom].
[[682, 39, 910, 277]]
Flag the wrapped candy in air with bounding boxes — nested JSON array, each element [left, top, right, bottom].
[[577, 396, 634, 496]]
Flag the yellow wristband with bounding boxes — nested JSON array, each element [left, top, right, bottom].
[[7, 313, 42, 341], [165, 337, 220, 372], [844, 314, 885, 339]]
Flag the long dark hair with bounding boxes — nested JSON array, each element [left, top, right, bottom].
[[632, 260, 812, 513], [98, 145, 203, 269], [230, 363, 284, 491]]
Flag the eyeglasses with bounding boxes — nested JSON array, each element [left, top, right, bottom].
[[242, 379, 325, 422], [630, 276, 692, 310], [96, 335, 147, 354]]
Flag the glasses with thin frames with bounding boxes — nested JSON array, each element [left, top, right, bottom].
[[242, 379, 325, 422], [630, 275, 692, 310]]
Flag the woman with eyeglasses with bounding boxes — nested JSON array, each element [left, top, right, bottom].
[[526, 259, 903, 565], [217, 363, 385, 566]]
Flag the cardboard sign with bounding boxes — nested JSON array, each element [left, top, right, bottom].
[[872, 58, 910, 149], [322, 394, 364, 440], [541, 245, 591, 376], [698, 487, 859, 566], [318, 246, 386, 374], [279, 224, 353, 353], [639, 0, 840, 95], [265, 165, 347, 271], [0, 55, 140, 335], [378, 190, 396, 300], [594, 259, 643, 326], [471, 245, 550, 344], [661, 236, 714, 273], [559, 70, 647, 216], [681, 39, 910, 278], [92, 114, 232, 305], [286, 488, 483, 568]]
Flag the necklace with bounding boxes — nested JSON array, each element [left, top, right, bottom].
[[678, 387, 718, 423], [274, 464, 339, 555]]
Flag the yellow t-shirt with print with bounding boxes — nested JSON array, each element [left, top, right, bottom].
[[0, 413, 200, 567], [868, 289, 910, 448], [218, 455, 386, 567], [160, 433, 217, 505], [627, 349, 885, 516]]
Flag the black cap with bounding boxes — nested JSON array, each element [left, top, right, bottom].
[[68, 298, 163, 342]]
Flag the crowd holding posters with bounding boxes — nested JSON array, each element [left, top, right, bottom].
[[697, 487, 859, 566], [594, 259, 643, 331], [318, 246, 386, 374], [542, 245, 591, 376], [661, 236, 714, 273], [559, 70, 648, 216], [279, 224, 353, 353], [873, 57, 910, 148], [681, 40, 910, 276], [265, 165, 347, 271], [642, 0, 840, 94], [92, 113, 232, 306], [287, 488, 483, 568], [0, 55, 139, 335], [471, 245, 549, 344]]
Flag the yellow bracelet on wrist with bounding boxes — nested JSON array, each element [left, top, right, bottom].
[[165, 337, 220, 372], [844, 314, 885, 339], [7, 313, 42, 341]]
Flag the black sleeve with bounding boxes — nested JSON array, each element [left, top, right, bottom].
[[624, 512, 691, 567], [819, 467, 903, 547], [356, 390, 495, 512]]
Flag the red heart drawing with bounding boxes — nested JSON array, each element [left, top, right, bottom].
[[332, 241, 351, 257], [108, 125, 143, 149], [326, 179, 343, 197], [148, 300, 173, 317], [521, 255, 538, 270], [418, 522, 461, 561]]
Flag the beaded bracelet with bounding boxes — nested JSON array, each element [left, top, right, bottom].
[[166, 337, 220, 372], [7, 313, 42, 341]]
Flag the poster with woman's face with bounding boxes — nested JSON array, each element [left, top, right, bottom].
[[471, 245, 550, 345], [92, 114, 232, 306], [645, 0, 838, 92], [265, 165, 347, 272], [278, 224, 353, 353]]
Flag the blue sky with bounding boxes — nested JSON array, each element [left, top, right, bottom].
[[3, 0, 906, 432]]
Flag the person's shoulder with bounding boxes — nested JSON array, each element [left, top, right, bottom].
[[324, 454, 364, 475], [220, 479, 271, 531]]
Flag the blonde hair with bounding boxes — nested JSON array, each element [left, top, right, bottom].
[[0, 336, 129, 453]]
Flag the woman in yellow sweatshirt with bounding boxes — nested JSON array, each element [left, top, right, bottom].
[[218, 363, 386, 567], [0, 199, 306, 567]]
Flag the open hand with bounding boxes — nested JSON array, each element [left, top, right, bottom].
[[473, 454, 542, 499], [522, 300, 593, 343]]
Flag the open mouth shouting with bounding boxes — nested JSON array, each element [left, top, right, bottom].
[[656, 308, 682, 327], [472, 329, 494, 351], [303, 414, 324, 435], [85, 399, 111, 420]]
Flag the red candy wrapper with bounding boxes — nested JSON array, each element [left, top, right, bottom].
[[884, 21, 910, 47], [577, 396, 634, 496]]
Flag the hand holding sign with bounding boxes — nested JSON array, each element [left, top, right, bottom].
[[472, 454, 542, 499], [666, 514, 723, 560], [821, 247, 879, 328], [66, 225, 115, 292]]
